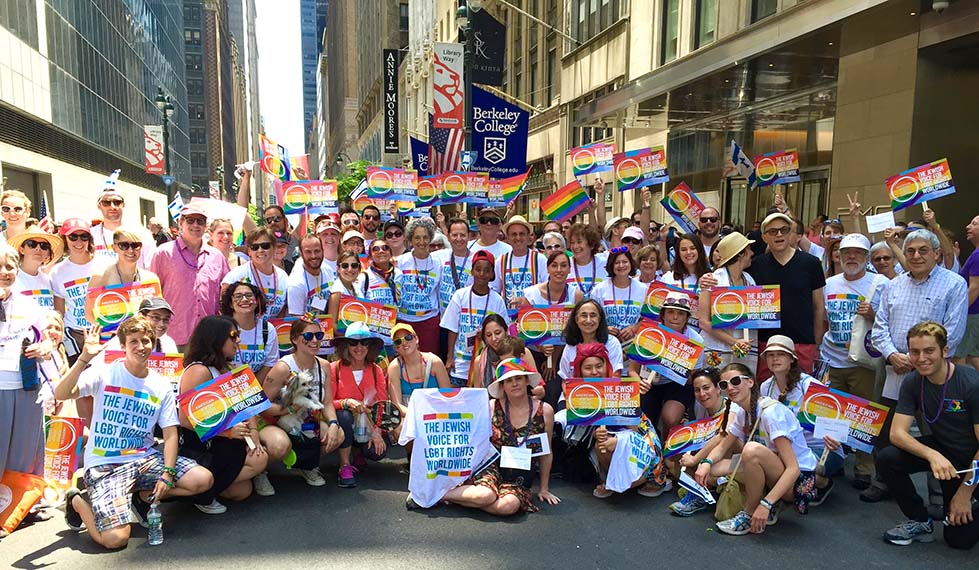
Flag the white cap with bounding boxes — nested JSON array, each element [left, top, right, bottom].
[[839, 233, 871, 252]]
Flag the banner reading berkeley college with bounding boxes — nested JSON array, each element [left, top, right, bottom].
[[471, 86, 528, 177]]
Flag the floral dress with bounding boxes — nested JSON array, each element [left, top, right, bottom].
[[471, 398, 547, 513]]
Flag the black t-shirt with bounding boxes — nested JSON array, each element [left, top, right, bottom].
[[896, 365, 979, 462], [747, 249, 826, 344]]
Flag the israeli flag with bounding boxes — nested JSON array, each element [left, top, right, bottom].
[[350, 178, 368, 202], [168, 193, 184, 221], [729, 140, 757, 189], [964, 459, 979, 487]]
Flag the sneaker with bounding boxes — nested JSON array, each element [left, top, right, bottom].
[[670, 491, 708, 517], [337, 464, 358, 488], [64, 489, 85, 531], [766, 501, 780, 526], [860, 485, 891, 503], [130, 493, 152, 528], [716, 509, 752, 536], [300, 468, 327, 487], [405, 494, 420, 510], [883, 519, 935, 545], [253, 472, 276, 496], [194, 499, 227, 515], [811, 478, 834, 507], [637, 479, 673, 498], [852, 474, 873, 490]]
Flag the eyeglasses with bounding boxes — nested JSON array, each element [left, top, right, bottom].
[[764, 226, 791, 236], [229, 330, 240, 342], [338, 262, 359, 270], [718, 375, 750, 390], [363, 214, 379, 220], [347, 338, 372, 347], [385, 230, 403, 239], [872, 255, 893, 263], [622, 237, 642, 245], [145, 315, 171, 325], [429, 243, 443, 250], [301, 331, 325, 342], [478, 216, 501, 225], [99, 199, 124, 207], [544, 243, 564, 251], [183, 216, 207, 226], [249, 242, 273, 251], [342, 219, 360, 226], [393, 333, 416, 347], [699, 216, 719, 223], [24, 239, 52, 251], [115, 241, 142, 251], [905, 246, 933, 258], [232, 293, 256, 302], [264, 215, 284, 224], [67, 233, 91, 242], [1, 206, 25, 214], [371, 244, 390, 253]]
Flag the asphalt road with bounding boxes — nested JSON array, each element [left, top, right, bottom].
[[2, 453, 974, 569]]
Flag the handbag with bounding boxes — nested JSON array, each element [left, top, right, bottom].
[[714, 399, 776, 521], [847, 275, 886, 370]]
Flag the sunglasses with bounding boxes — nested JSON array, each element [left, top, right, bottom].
[[67, 233, 91, 242], [371, 244, 390, 253], [229, 330, 240, 342], [544, 243, 564, 250], [343, 219, 360, 226], [385, 230, 403, 239], [232, 293, 255, 302], [478, 216, 501, 225], [264, 215, 284, 224], [718, 375, 750, 391], [100, 199, 124, 207], [764, 226, 791, 236], [872, 255, 893, 263], [115, 241, 142, 251], [347, 338, 373, 347], [249, 242, 273, 251], [610, 246, 628, 254], [665, 297, 691, 307], [622, 237, 642, 245], [338, 262, 359, 270], [393, 333, 416, 347], [363, 214, 379, 220], [301, 331, 325, 342], [1, 206, 25, 214], [24, 239, 52, 251], [183, 216, 207, 226], [700, 216, 719, 223]]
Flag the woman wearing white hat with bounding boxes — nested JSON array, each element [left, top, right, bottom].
[[698, 231, 759, 372], [9, 225, 62, 310]]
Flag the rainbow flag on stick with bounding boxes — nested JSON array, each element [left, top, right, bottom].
[[886, 158, 956, 212], [660, 182, 705, 234], [541, 180, 590, 222], [177, 366, 271, 442], [488, 172, 528, 207]]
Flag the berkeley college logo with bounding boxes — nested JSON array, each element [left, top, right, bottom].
[[484, 138, 506, 164]]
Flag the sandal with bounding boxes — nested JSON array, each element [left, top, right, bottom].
[[592, 485, 614, 499]]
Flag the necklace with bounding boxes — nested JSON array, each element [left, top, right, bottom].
[[921, 361, 952, 424], [573, 257, 597, 296], [413, 255, 431, 291], [175, 237, 203, 270]]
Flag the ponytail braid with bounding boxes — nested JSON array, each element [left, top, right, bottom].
[[719, 396, 735, 435]]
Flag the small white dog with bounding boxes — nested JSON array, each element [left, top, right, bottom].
[[277, 369, 324, 436]]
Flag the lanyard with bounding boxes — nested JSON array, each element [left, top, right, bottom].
[[545, 281, 568, 305], [610, 279, 634, 305], [450, 253, 471, 289], [366, 265, 398, 303], [503, 395, 534, 447], [502, 252, 534, 302], [250, 263, 277, 306], [175, 238, 203, 270], [115, 263, 140, 284], [413, 256, 432, 291], [573, 257, 597, 296], [304, 268, 326, 301], [467, 288, 492, 325]]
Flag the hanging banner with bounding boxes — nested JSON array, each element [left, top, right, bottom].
[[470, 9, 505, 86], [564, 379, 641, 426], [710, 285, 782, 330], [417, 174, 442, 208], [176, 365, 271, 442], [613, 146, 669, 192], [797, 383, 890, 454], [463, 171, 489, 204], [660, 182, 705, 234], [515, 305, 572, 346], [540, 180, 590, 223], [571, 143, 616, 178], [626, 319, 704, 384], [433, 43, 465, 129], [886, 158, 956, 212], [43, 416, 85, 491], [440, 172, 467, 205], [409, 136, 430, 176], [104, 351, 184, 388], [144, 125, 165, 175], [383, 49, 400, 153], [280, 180, 339, 216], [640, 280, 700, 329], [86, 281, 163, 333], [754, 149, 801, 187], [259, 134, 291, 181], [288, 155, 310, 181], [336, 295, 398, 340], [663, 414, 724, 458], [471, 86, 529, 177], [366, 167, 418, 201]]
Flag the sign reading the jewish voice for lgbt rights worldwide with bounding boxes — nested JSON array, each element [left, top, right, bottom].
[[797, 383, 890, 454], [571, 143, 616, 177], [440, 172, 467, 205], [613, 147, 669, 192], [541, 180, 591, 223], [104, 351, 184, 388], [754, 149, 801, 187], [564, 379, 641, 426], [336, 295, 397, 340], [470, 86, 529, 176], [280, 180, 338, 216], [640, 280, 700, 329], [710, 285, 781, 329], [663, 414, 724, 458], [417, 175, 442, 208], [627, 319, 704, 385], [463, 171, 489, 204], [86, 281, 162, 332], [43, 416, 84, 491], [177, 365, 271, 442], [660, 182, 705, 234], [885, 158, 956, 212], [486, 172, 528, 207], [516, 305, 572, 346], [366, 167, 418, 201]]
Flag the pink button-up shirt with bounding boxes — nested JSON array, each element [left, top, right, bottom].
[[150, 237, 229, 345]]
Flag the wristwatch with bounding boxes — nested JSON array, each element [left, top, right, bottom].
[[760, 498, 774, 511], [327, 419, 339, 427]]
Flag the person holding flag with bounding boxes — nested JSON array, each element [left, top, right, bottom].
[[493, 215, 546, 311]]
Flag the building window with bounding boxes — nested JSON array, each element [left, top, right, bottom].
[[190, 128, 206, 145], [752, 0, 777, 23], [572, 0, 620, 44], [183, 5, 201, 23], [546, 47, 556, 105], [661, 0, 680, 64], [189, 103, 205, 120], [694, 0, 716, 49], [570, 84, 616, 148], [514, 59, 523, 99], [187, 79, 204, 96], [191, 152, 208, 168], [399, 3, 409, 32], [184, 29, 201, 46], [185, 54, 202, 71], [139, 199, 155, 224]]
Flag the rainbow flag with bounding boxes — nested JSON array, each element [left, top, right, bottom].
[[259, 134, 290, 181], [440, 172, 467, 205], [487, 172, 527, 207], [177, 366, 271, 442], [626, 319, 703, 384], [564, 378, 641, 426], [541, 180, 590, 222], [753, 149, 800, 187], [710, 285, 781, 329], [659, 182, 705, 234], [886, 158, 956, 212], [613, 147, 669, 192], [571, 143, 615, 177], [664, 414, 724, 458], [417, 174, 442, 208]]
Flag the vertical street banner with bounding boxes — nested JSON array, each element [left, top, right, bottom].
[[886, 158, 956, 212], [613, 147, 669, 191], [433, 43, 465, 129], [208, 181, 221, 200], [754, 149, 801, 187], [409, 136, 430, 176], [471, 86, 529, 177], [144, 125, 165, 175], [383, 49, 400, 153], [660, 182, 705, 234], [470, 8, 505, 86]]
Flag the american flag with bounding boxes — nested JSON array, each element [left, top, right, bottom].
[[38, 193, 54, 233], [428, 113, 464, 175]]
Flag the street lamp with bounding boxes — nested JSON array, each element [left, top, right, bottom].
[[154, 86, 176, 203]]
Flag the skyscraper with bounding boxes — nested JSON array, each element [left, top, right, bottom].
[[300, 0, 327, 151]]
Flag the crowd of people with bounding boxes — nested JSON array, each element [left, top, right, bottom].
[[0, 173, 977, 552]]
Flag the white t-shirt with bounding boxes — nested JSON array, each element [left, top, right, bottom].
[[50, 258, 95, 330], [467, 239, 512, 260], [821, 272, 885, 369], [395, 253, 442, 322], [700, 267, 757, 354], [492, 251, 547, 306], [440, 286, 510, 382], [90, 223, 155, 269], [760, 373, 842, 455], [287, 265, 336, 316], [604, 417, 660, 493], [398, 388, 495, 508], [77, 360, 178, 468], [728, 396, 818, 472], [233, 321, 278, 374], [567, 253, 609, 300], [329, 274, 366, 298], [222, 262, 289, 319], [434, 250, 474, 313], [807, 242, 826, 260], [659, 271, 699, 293], [362, 266, 398, 306], [592, 278, 647, 330], [0, 294, 46, 390], [559, 337, 624, 379], [12, 268, 54, 310], [521, 282, 581, 306]]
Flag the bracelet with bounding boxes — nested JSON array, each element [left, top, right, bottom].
[[78, 359, 91, 366], [760, 498, 774, 510], [158, 477, 175, 489], [327, 419, 339, 427], [699, 458, 713, 466], [162, 466, 178, 478]]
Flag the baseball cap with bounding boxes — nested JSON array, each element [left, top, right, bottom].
[[59, 217, 92, 236], [761, 212, 793, 231], [180, 204, 207, 219], [316, 220, 341, 234], [839, 233, 871, 252], [342, 230, 364, 243], [138, 297, 173, 315], [472, 249, 495, 267], [622, 226, 645, 242]]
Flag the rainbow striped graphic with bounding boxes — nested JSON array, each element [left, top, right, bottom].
[[710, 285, 781, 330], [498, 172, 528, 205], [613, 147, 669, 192], [886, 158, 956, 212], [417, 175, 442, 207], [422, 413, 474, 421], [441, 172, 467, 205], [64, 277, 90, 287], [541, 180, 590, 223], [177, 365, 271, 442], [753, 149, 800, 187], [659, 182, 705, 234], [663, 414, 724, 458], [259, 134, 290, 182], [571, 143, 615, 177], [43, 416, 85, 490], [626, 319, 704, 384], [564, 378, 641, 426], [367, 167, 418, 201], [336, 295, 397, 339], [105, 384, 161, 405]]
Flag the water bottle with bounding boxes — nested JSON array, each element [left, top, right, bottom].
[[353, 412, 370, 443], [147, 503, 163, 545], [20, 337, 38, 391]]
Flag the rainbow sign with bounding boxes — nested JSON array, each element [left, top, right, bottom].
[[797, 382, 890, 454], [626, 319, 704, 384], [564, 378, 641, 426], [541, 180, 590, 223], [417, 174, 442, 208], [259, 134, 290, 181], [640, 280, 699, 329], [515, 305, 571, 346], [177, 365, 271, 442], [441, 172, 467, 205], [463, 171, 489, 204], [571, 143, 615, 177], [710, 285, 781, 329], [86, 280, 162, 332], [659, 182, 705, 234], [886, 158, 956, 212], [104, 351, 184, 388], [281, 180, 338, 215], [487, 172, 528, 207], [753, 149, 800, 187], [663, 414, 724, 458], [43, 416, 84, 491], [367, 167, 418, 201], [336, 295, 397, 340], [613, 147, 669, 192], [268, 315, 334, 356]]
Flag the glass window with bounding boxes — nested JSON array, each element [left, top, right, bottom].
[[530, 49, 538, 106], [695, 0, 716, 49], [546, 47, 556, 105], [661, 0, 680, 64], [752, 0, 777, 23], [572, 0, 619, 44]]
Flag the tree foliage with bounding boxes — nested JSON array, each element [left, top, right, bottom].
[[336, 160, 371, 205]]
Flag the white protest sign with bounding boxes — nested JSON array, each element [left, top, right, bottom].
[[813, 416, 850, 444], [865, 211, 896, 234]]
